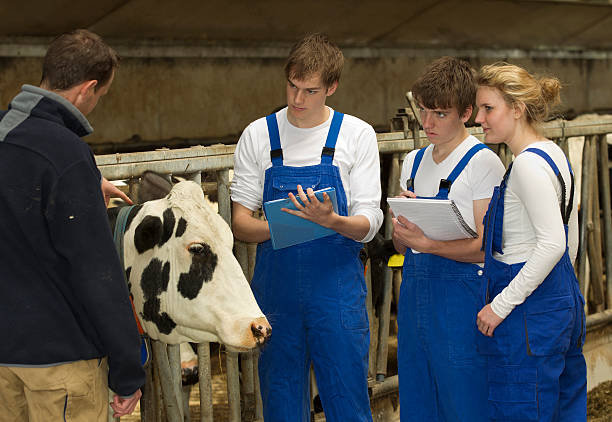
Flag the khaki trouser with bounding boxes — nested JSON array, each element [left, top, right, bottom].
[[0, 358, 108, 422]]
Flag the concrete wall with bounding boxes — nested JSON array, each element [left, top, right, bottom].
[[2, 55, 612, 147], [584, 324, 612, 391]]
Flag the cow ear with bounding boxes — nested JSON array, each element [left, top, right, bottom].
[[139, 171, 173, 202], [134, 215, 163, 253]]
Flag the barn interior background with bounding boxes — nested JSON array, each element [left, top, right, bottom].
[[2, 0, 612, 151], [2, 1, 612, 421]]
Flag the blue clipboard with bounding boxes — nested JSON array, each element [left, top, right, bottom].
[[263, 187, 338, 250]]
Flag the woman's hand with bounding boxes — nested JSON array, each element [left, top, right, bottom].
[[477, 304, 504, 337]]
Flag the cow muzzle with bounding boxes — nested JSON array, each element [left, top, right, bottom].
[[250, 317, 272, 347]]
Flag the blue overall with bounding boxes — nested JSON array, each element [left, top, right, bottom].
[[478, 148, 586, 421], [250, 111, 373, 422], [397, 144, 489, 421]]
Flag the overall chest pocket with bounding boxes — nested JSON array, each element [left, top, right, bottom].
[[271, 176, 322, 199]]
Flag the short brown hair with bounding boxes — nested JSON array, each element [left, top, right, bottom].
[[412, 56, 476, 115], [284, 33, 344, 88], [41, 29, 119, 92], [477, 62, 561, 125]]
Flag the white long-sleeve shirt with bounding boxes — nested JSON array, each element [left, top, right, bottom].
[[231, 106, 383, 243], [491, 140, 579, 319], [399, 135, 506, 261]]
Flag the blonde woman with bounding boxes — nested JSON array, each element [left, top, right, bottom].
[[475, 62, 586, 421]]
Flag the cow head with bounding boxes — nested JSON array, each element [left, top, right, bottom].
[[109, 181, 270, 350]]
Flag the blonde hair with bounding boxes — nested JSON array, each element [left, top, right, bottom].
[[477, 62, 561, 124]]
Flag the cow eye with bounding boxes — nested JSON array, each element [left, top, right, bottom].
[[188, 243, 205, 254]]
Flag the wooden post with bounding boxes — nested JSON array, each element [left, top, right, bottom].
[[216, 169, 231, 226], [198, 343, 214, 422], [186, 171, 202, 185], [141, 357, 156, 422], [588, 138, 605, 309], [151, 341, 183, 422], [216, 169, 241, 421], [167, 344, 185, 421], [376, 153, 400, 381], [578, 136, 594, 297], [236, 240, 256, 421], [226, 352, 241, 422], [597, 134, 612, 310], [365, 256, 377, 380], [128, 177, 141, 204], [254, 351, 263, 420]]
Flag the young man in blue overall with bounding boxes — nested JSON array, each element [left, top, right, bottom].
[[231, 33, 383, 422], [392, 57, 505, 421]]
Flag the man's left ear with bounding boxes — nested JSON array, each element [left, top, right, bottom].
[[78, 80, 98, 99], [326, 81, 338, 97], [460, 105, 473, 123]]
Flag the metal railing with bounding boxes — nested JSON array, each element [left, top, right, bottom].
[[97, 117, 612, 421]]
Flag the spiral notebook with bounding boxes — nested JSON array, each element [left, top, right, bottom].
[[387, 197, 476, 241], [263, 187, 338, 250]]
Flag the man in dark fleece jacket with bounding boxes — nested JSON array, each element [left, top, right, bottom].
[[0, 29, 145, 421]]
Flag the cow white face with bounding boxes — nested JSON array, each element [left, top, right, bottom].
[[120, 181, 270, 350]]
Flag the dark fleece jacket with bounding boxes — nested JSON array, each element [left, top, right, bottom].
[[0, 85, 145, 396]]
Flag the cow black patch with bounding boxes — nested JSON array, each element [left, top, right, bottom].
[[134, 215, 163, 254], [160, 208, 175, 247], [107, 204, 143, 234], [126, 266, 132, 292], [140, 258, 176, 334], [178, 243, 218, 300], [175, 217, 187, 238]]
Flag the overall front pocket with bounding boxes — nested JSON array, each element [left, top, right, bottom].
[[488, 365, 538, 421], [524, 295, 573, 356]]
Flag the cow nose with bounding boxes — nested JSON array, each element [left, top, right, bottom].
[[251, 318, 272, 346]]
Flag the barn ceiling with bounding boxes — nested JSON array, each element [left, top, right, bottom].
[[2, 0, 612, 51]]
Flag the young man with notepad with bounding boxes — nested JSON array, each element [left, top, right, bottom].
[[230, 33, 383, 422], [391, 57, 505, 422]]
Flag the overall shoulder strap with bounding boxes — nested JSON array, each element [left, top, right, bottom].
[[265, 113, 283, 166], [524, 147, 574, 224], [405, 146, 427, 192], [321, 111, 344, 164], [437, 143, 488, 198], [446, 143, 488, 183]]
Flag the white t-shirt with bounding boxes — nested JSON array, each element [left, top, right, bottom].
[[399, 135, 506, 260], [231, 106, 384, 243], [491, 140, 579, 319]]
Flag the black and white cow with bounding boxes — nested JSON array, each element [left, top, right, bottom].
[[108, 180, 271, 350]]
